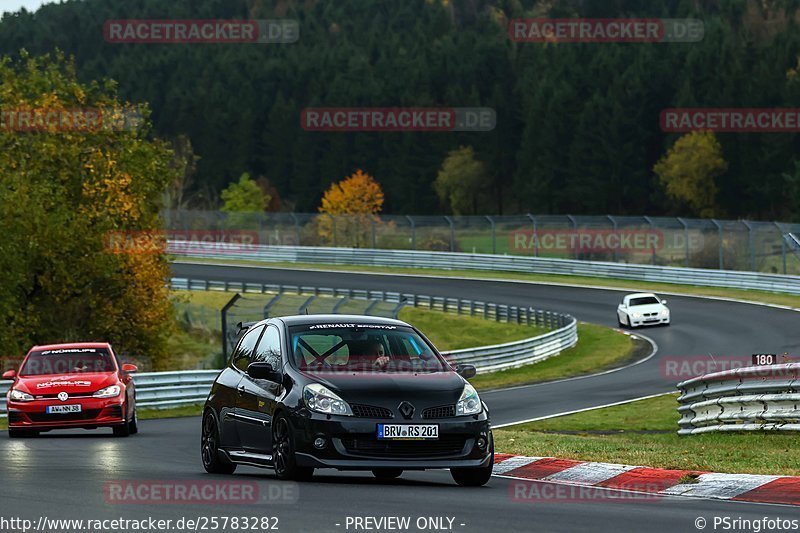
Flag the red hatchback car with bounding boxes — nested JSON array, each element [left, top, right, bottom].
[[3, 343, 138, 437]]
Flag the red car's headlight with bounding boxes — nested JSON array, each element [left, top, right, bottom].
[[92, 385, 121, 398], [9, 388, 34, 402]]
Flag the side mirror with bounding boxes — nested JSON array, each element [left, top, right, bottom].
[[661, 300, 667, 305], [456, 364, 477, 379], [2, 369, 15, 380], [121, 364, 138, 373], [247, 362, 281, 382]]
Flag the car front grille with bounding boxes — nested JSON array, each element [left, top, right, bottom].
[[421, 405, 456, 419], [27, 409, 102, 422], [8, 411, 25, 423], [340, 434, 468, 457], [351, 404, 394, 419]]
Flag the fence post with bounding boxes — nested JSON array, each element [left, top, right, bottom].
[[677, 217, 689, 267], [607, 215, 618, 263], [444, 216, 455, 252], [526, 214, 538, 257], [486, 215, 496, 255], [371, 218, 377, 248], [406, 215, 416, 250], [711, 219, 724, 270], [332, 215, 338, 247], [644, 216, 656, 265], [742, 220, 755, 272], [567, 215, 578, 260], [290, 212, 300, 245], [220, 293, 242, 363]]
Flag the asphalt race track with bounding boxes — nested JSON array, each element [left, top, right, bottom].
[[2, 261, 800, 533]]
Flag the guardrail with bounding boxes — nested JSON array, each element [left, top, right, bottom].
[[0, 289, 578, 416], [0, 371, 218, 416], [676, 363, 800, 435], [170, 243, 800, 295], [0, 316, 576, 414]]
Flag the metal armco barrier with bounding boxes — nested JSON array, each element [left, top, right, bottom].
[[169, 243, 800, 295], [0, 371, 219, 415], [677, 363, 800, 435], [0, 318, 578, 416]]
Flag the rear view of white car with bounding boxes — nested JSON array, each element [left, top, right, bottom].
[[617, 293, 670, 328]]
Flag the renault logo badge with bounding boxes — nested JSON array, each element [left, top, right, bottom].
[[398, 401, 415, 419]]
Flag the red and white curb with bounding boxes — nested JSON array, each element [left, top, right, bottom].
[[493, 454, 800, 506]]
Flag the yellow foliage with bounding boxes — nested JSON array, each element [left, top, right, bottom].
[[317, 170, 385, 247], [653, 131, 728, 217]]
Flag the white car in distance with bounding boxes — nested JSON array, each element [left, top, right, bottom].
[[617, 293, 670, 328]]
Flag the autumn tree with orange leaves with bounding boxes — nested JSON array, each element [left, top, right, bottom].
[[318, 170, 385, 247], [0, 51, 178, 368]]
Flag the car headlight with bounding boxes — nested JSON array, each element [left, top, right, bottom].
[[456, 383, 482, 416], [661, 309, 669, 315], [92, 385, 121, 398], [9, 388, 34, 402], [632, 312, 641, 318], [303, 383, 353, 416]]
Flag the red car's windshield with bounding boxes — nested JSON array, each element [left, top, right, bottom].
[[19, 348, 116, 376]]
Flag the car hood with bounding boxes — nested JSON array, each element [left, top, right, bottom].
[[14, 373, 118, 395], [300, 371, 466, 407], [628, 303, 666, 314]]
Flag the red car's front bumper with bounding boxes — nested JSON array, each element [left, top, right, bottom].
[[7, 397, 127, 431]]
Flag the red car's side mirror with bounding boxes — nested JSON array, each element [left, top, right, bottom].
[[2, 369, 16, 379], [121, 364, 138, 373]]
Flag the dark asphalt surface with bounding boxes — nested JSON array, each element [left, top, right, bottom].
[[2, 261, 799, 533]]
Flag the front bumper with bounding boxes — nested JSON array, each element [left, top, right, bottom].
[[291, 410, 492, 470], [630, 317, 669, 327], [7, 397, 127, 431]]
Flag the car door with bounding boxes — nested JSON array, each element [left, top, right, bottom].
[[222, 325, 264, 448], [617, 297, 628, 323], [236, 324, 284, 454]]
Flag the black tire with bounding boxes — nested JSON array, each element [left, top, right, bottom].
[[273, 415, 314, 481], [201, 411, 236, 474], [451, 437, 493, 487], [8, 428, 38, 438], [128, 407, 138, 435], [451, 463, 493, 487], [112, 422, 130, 437], [372, 468, 403, 480]]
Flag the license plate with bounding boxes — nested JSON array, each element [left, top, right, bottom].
[[377, 424, 438, 440], [46, 404, 82, 414]]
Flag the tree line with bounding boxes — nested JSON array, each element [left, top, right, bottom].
[[1, 0, 799, 220]]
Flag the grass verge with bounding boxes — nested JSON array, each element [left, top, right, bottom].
[[470, 323, 641, 390], [398, 307, 547, 351], [175, 258, 800, 309], [494, 394, 800, 476], [139, 403, 204, 420]]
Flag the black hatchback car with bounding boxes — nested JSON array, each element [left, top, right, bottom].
[[201, 314, 493, 486]]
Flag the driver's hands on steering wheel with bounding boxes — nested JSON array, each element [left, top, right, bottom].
[[373, 355, 390, 368]]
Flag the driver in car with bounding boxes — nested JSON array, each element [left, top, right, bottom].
[[366, 339, 390, 369]]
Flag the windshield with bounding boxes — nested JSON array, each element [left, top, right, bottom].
[[288, 324, 448, 373], [629, 296, 661, 307], [19, 348, 116, 376]]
